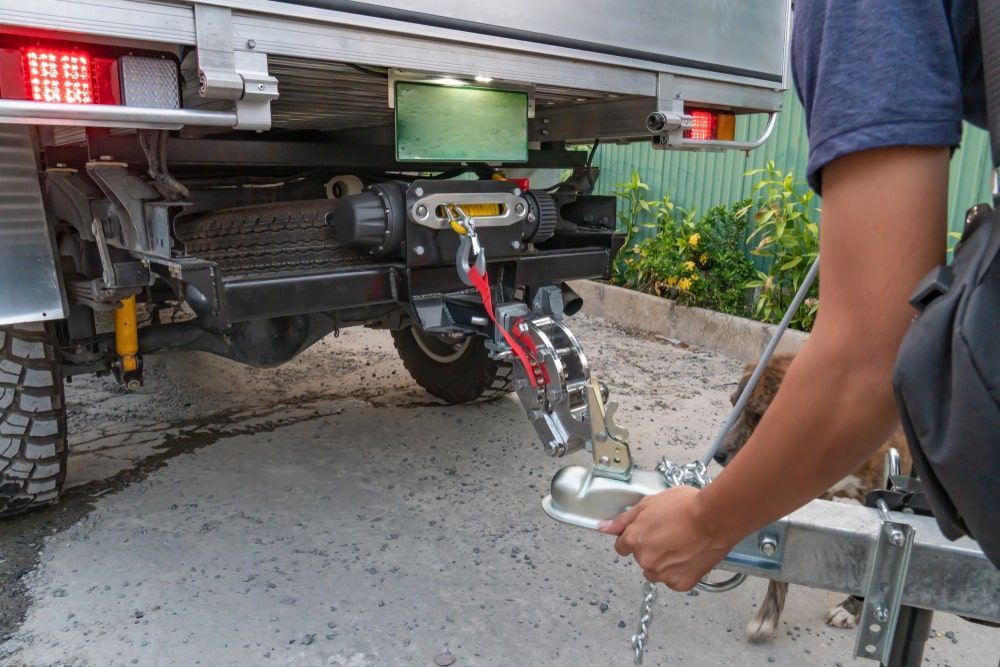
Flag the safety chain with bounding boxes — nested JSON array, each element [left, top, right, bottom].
[[629, 458, 710, 664], [631, 581, 657, 664]]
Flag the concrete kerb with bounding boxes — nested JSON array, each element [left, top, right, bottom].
[[568, 280, 808, 364]]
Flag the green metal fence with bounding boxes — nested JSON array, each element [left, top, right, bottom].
[[592, 90, 992, 240]]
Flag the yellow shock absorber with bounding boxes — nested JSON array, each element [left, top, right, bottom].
[[114, 295, 140, 374]]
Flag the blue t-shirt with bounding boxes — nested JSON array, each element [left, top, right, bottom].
[[793, 0, 986, 193]]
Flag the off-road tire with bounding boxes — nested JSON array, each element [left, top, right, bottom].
[[0, 323, 67, 517], [392, 326, 513, 404]]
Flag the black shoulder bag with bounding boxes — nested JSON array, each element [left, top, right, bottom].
[[892, 0, 1000, 567]]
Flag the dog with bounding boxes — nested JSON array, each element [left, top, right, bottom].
[[714, 353, 911, 643]]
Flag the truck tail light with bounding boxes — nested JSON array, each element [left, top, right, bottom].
[[0, 40, 178, 109], [684, 108, 737, 142], [23, 49, 97, 104]]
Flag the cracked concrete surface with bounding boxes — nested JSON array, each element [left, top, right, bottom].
[[0, 315, 995, 666]]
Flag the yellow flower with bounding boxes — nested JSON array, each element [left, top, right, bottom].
[[689, 273, 699, 282], [688, 233, 701, 248], [699, 252, 710, 265], [682, 260, 696, 272], [666, 276, 678, 287], [677, 277, 692, 291]]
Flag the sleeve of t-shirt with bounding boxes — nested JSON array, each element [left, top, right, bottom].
[[793, 0, 965, 194]]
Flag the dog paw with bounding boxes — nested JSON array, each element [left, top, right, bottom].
[[746, 614, 778, 643], [825, 604, 859, 629]]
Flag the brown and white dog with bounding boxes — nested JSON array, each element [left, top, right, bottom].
[[714, 353, 911, 643]]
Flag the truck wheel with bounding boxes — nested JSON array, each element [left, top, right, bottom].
[[0, 323, 66, 517], [391, 326, 513, 404]]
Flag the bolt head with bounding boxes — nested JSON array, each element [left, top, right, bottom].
[[414, 187, 424, 197], [598, 455, 610, 465], [125, 379, 141, 392], [510, 240, 521, 250], [758, 535, 778, 557], [889, 529, 905, 547], [594, 431, 608, 442], [246, 39, 256, 49], [413, 245, 425, 256], [873, 606, 889, 623], [544, 441, 563, 457], [415, 204, 428, 218]]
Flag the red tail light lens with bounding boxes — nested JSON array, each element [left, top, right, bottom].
[[683, 107, 737, 142], [685, 109, 718, 141], [23, 49, 94, 104], [0, 40, 178, 108]]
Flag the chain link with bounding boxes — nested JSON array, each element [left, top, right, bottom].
[[628, 457, 711, 664], [630, 581, 657, 664]]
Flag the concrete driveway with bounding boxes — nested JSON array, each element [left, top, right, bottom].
[[0, 315, 995, 666]]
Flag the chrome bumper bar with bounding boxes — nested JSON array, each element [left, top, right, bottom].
[[0, 100, 237, 130]]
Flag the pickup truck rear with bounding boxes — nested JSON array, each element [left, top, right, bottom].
[[0, 0, 791, 515]]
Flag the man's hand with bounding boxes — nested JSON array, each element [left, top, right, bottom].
[[597, 486, 736, 591]]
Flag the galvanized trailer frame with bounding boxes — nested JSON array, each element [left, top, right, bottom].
[[721, 500, 999, 625]]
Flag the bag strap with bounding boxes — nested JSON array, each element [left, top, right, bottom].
[[981, 0, 1000, 170]]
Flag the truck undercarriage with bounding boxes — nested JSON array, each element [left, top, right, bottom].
[[0, 0, 790, 514]]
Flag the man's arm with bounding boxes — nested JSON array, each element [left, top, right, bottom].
[[600, 145, 949, 591]]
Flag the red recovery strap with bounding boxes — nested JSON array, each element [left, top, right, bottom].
[[466, 265, 540, 388]]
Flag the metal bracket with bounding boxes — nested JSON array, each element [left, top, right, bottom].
[[586, 379, 633, 480], [647, 72, 779, 152], [87, 162, 158, 254], [854, 500, 916, 663], [409, 190, 528, 230], [192, 3, 278, 131], [647, 73, 691, 148]]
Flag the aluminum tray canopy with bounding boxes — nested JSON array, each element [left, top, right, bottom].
[[293, 0, 789, 85]]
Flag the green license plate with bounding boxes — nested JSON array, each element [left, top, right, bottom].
[[395, 81, 528, 163]]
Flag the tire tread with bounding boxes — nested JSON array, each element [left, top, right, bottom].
[[0, 323, 66, 518]]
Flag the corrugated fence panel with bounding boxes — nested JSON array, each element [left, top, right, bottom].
[[594, 89, 992, 242]]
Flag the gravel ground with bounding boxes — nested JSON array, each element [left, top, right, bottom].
[[0, 314, 995, 666]]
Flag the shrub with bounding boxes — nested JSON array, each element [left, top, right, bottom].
[[611, 170, 653, 283], [738, 161, 820, 330], [622, 196, 756, 317]]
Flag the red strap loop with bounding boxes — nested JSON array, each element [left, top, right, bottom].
[[466, 266, 539, 388]]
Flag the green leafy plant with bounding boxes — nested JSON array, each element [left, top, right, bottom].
[[690, 202, 758, 315], [738, 161, 820, 330], [611, 170, 653, 282], [622, 194, 756, 316]]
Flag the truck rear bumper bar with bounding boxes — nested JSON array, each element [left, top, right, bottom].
[[0, 100, 238, 130], [205, 247, 612, 324]]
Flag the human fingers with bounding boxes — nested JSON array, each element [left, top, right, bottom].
[[598, 501, 644, 535], [614, 525, 639, 557]]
